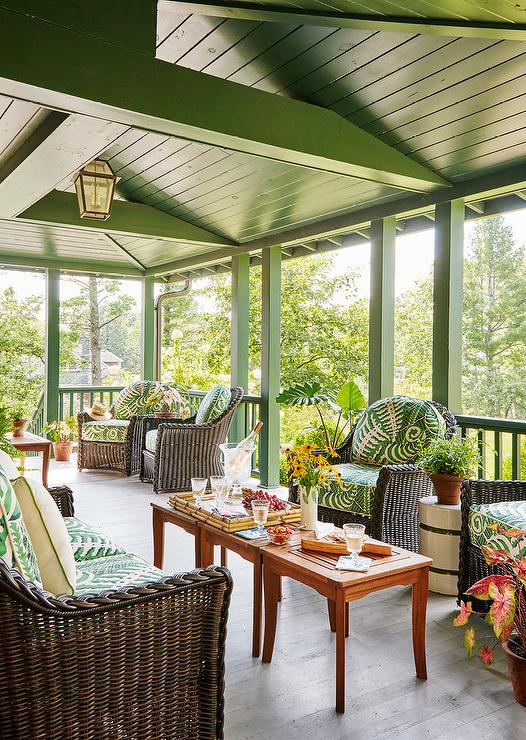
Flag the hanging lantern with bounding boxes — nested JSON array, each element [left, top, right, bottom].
[[74, 159, 117, 220]]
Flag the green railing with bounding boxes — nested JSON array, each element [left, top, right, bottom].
[[29, 391, 45, 437], [59, 385, 125, 418], [456, 415, 526, 480]]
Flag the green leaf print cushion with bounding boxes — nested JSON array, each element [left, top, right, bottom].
[[113, 381, 174, 420], [351, 396, 446, 466]]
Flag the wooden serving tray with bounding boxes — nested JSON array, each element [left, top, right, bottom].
[[169, 493, 301, 533], [300, 530, 392, 556]]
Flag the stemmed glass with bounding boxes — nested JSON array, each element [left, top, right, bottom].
[[343, 523, 366, 565], [210, 475, 228, 507], [191, 477, 207, 508], [251, 499, 270, 538]]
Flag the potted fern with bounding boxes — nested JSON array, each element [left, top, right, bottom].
[[417, 436, 480, 505], [43, 417, 77, 462]]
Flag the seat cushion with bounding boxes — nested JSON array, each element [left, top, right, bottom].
[[469, 501, 526, 559], [351, 396, 446, 466], [0, 468, 42, 587], [81, 419, 129, 443], [75, 553, 168, 596], [64, 517, 125, 562], [318, 462, 380, 516], [195, 385, 231, 425], [145, 429, 157, 453], [113, 380, 175, 420], [13, 476, 76, 595], [0, 450, 19, 480]]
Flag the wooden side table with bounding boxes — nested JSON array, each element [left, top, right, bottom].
[[6, 432, 52, 488], [262, 538, 431, 713], [151, 501, 202, 570], [419, 495, 461, 595]]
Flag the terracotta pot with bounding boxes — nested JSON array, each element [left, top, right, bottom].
[[503, 639, 526, 707], [53, 441, 72, 462], [12, 419, 28, 438], [429, 474, 463, 506]]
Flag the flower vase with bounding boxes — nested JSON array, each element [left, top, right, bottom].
[[300, 485, 318, 530]]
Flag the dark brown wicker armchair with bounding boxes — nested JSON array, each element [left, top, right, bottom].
[[77, 409, 146, 476], [141, 387, 243, 494], [458, 478, 526, 609], [0, 485, 232, 740], [289, 401, 457, 553]]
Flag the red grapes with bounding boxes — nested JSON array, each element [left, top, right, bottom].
[[242, 488, 287, 512]]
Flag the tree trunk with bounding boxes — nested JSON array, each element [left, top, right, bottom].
[[88, 276, 102, 385]]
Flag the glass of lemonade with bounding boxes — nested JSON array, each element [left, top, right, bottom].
[[343, 523, 366, 564], [210, 475, 228, 506], [191, 477, 207, 508], [251, 499, 270, 538]]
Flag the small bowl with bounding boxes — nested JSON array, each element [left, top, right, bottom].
[[266, 525, 294, 545]]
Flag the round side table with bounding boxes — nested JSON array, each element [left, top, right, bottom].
[[418, 495, 461, 596]]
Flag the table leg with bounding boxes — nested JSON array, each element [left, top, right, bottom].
[[200, 529, 215, 568], [41, 446, 50, 489], [194, 527, 202, 568], [335, 589, 347, 713], [152, 510, 165, 569], [220, 546, 228, 567], [328, 599, 350, 637], [412, 567, 429, 680], [277, 576, 282, 602], [252, 554, 262, 658], [262, 563, 280, 664]]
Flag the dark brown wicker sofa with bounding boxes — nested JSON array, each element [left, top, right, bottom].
[[289, 397, 456, 553], [141, 386, 243, 494], [458, 478, 526, 609], [0, 484, 232, 740]]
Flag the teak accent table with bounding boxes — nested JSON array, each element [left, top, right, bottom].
[[5, 431, 52, 488], [262, 539, 432, 713]]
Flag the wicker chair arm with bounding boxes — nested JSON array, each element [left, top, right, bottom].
[[48, 485, 75, 517]]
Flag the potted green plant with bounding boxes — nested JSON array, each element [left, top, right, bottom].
[[145, 383, 184, 418], [417, 436, 480, 505], [454, 534, 526, 706], [11, 407, 29, 437], [43, 416, 77, 462], [0, 405, 18, 458]]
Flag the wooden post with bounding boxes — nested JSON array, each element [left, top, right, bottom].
[[432, 200, 464, 412], [368, 217, 396, 402], [260, 246, 281, 488], [45, 267, 60, 424], [230, 253, 250, 442], [142, 275, 156, 380]]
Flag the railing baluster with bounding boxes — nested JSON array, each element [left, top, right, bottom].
[[494, 431, 502, 480], [512, 433, 521, 479], [477, 430, 484, 478]]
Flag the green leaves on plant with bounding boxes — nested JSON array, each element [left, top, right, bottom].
[[417, 436, 481, 477], [276, 382, 329, 407], [335, 379, 366, 416]]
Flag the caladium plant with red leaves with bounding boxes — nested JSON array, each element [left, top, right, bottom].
[[454, 527, 526, 665]]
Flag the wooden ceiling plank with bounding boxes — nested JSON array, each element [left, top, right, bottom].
[[170, 1, 526, 40], [0, 8, 447, 192]]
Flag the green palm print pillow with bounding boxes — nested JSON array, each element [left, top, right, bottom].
[[351, 396, 446, 466], [0, 468, 42, 588], [113, 381, 172, 420]]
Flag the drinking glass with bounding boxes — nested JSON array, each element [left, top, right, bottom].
[[343, 523, 366, 564], [251, 499, 270, 538], [191, 477, 207, 508], [210, 475, 228, 506]]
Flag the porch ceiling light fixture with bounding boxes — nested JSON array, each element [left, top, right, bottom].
[[74, 159, 117, 220]]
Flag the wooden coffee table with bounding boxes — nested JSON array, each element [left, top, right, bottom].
[[261, 537, 432, 713], [6, 431, 52, 488]]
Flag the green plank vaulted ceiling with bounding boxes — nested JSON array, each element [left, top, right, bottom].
[[2, 1, 526, 277]]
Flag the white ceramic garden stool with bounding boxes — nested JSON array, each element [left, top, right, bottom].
[[418, 495, 461, 596]]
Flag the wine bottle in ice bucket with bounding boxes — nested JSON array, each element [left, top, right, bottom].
[[219, 421, 263, 502]]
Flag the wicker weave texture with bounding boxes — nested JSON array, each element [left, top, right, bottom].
[[141, 388, 243, 494], [0, 486, 232, 739], [77, 412, 146, 476], [458, 478, 526, 608]]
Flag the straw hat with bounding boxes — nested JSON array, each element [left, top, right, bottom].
[[86, 401, 111, 421]]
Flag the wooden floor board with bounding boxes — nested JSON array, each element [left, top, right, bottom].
[[43, 457, 525, 739]]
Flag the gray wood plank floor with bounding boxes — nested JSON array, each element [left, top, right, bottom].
[[44, 457, 525, 740]]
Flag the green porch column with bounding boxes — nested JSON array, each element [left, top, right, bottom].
[[432, 199, 464, 412], [368, 217, 396, 402], [260, 246, 281, 488], [142, 275, 156, 380], [45, 268, 60, 424], [230, 253, 250, 442]]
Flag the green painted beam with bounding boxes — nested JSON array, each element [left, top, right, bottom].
[[230, 253, 250, 442], [45, 267, 60, 425], [432, 200, 464, 413], [368, 217, 395, 403], [0, 116, 127, 219], [0, 0, 157, 54], [176, 1, 526, 41], [0, 8, 446, 192], [0, 251, 143, 277], [142, 276, 156, 381], [20, 191, 234, 247], [260, 246, 281, 488]]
